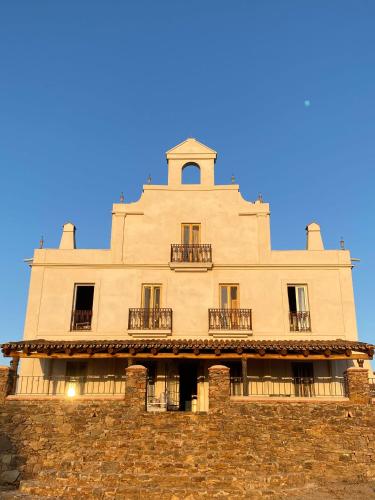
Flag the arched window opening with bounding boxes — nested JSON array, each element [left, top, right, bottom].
[[181, 162, 201, 184]]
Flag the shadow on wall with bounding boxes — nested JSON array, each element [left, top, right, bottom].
[[0, 433, 20, 490]]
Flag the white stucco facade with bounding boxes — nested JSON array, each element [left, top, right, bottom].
[[22, 138, 357, 344], [10, 138, 367, 406]]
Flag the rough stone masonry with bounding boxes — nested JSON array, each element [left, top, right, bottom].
[[0, 364, 374, 499]]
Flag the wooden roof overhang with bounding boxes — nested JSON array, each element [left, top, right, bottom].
[[1, 339, 374, 361]]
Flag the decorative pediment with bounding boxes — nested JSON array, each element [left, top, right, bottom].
[[166, 138, 217, 159]]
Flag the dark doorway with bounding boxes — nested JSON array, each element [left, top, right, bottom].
[[179, 362, 198, 411], [292, 362, 314, 379], [66, 361, 88, 378], [292, 362, 315, 397]]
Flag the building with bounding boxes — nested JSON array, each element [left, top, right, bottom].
[[2, 138, 373, 411]]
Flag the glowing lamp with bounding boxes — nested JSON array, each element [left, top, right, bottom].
[[67, 384, 76, 398]]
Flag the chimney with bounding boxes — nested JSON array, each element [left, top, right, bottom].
[[306, 222, 324, 250], [59, 222, 76, 249]]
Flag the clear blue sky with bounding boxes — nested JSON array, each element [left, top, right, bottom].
[[0, 1, 374, 361]]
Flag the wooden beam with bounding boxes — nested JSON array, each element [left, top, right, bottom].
[[6, 351, 371, 360]]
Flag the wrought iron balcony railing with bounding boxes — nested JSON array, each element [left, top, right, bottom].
[[289, 311, 311, 332], [230, 375, 346, 398], [71, 309, 92, 331], [171, 244, 212, 263], [128, 308, 173, 330], [209, 308, 252, 330]]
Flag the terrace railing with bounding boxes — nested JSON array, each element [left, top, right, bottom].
[[128, 308, 173, 330], [209, 308, 252, 330], [171, 244, 212, 263], [230, 375, 346, 398], [11, 375, 126, 397]]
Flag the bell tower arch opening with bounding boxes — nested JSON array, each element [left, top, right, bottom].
[[166, 138, 217, 188], [181, 162, 201, 184]]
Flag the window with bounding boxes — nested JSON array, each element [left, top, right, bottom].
[[142, 284, 161, 309], [287, 285, 311, 332], [71, 284, 94, 330], [209, 284, 242, 330], [171, 224, 207, 263], [288, 285, 308, 313], [141, 285, 162, 329], [181, 223, 200, 244], [220, 284, 239, 309]]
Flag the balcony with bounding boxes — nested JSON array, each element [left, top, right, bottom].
[[169, 244, 213, 272], [71, 310, 92, 331], [289, 311, 311, 332], [128, 308, 172, 338], [208, 308, 253, 338]]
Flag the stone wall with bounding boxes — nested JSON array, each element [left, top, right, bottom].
[[0, 367, 10, 404], [0, 398, 374, 498], [0, 365, 373, 498], [345, 367, 371, 404]]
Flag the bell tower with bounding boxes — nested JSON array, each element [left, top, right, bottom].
[[166, 138, 217, 187]]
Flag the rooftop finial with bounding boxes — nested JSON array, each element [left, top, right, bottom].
[[258, 193, 264, 203], [39, 236, 44, 249], [147, 174, 152, 184], [120, 192, 124, 203], [340, 237, 345, 250], [231, 174, 235, 184]]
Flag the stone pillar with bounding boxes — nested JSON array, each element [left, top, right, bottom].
[[208, 365, 230, 412], [125, 365, 147, 412], [345, 367, 370, 404], [0, 367, 10, 403]]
